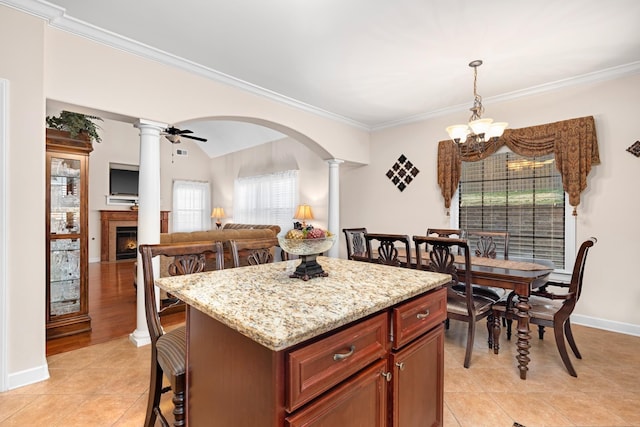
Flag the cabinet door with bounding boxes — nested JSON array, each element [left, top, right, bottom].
[[46, 131, 92, 339], [286, 359, 388, 427], [389, 324, 444, 427]]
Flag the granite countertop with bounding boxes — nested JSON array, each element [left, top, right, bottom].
[[155, 256, 451, 351]]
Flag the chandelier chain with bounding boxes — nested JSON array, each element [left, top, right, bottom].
[[470, 64, 483, 121]]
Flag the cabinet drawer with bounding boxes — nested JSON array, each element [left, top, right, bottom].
[[392, 287, 446, 350], [286, 312, 388, 412]]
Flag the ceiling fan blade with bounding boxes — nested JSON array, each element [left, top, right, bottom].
[[178, 129, 194, 135], [181, 134, 208, 142]]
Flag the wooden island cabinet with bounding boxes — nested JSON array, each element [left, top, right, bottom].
[[156, 257, 450, 427]]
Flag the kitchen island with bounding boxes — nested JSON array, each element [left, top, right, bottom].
[[156, 256, 451, 426]]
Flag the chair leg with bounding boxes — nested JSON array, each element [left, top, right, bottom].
[[506, 318, 512, 340], [486, 315, 494, 348], [145, 362, 163, 427], [564, 318, 582, 359], [445, 318, 450, 329], [553, 321, 577, 377], [538, 325, 545, 339], [463, 321, 475, 368], [172, 381, 186, 427]]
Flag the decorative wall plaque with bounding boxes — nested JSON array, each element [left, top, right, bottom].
[[386, 154, 420, 192], [626, 140, 640, 157]]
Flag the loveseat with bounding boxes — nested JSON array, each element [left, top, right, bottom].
[[135, 223, 281, 305], [157, 223, 281, 274]]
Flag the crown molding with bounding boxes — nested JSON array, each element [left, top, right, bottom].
[[372, 61, 640, 131], [0, 0, 370, 131], [3, 0, 640, 133]]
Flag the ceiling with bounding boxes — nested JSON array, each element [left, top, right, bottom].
[[10, 0, 640, 157]]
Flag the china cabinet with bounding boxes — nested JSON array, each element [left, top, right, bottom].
[[45, 129, 92, 339]]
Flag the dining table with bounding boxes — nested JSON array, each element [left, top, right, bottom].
[[391, 248, 554, 379]]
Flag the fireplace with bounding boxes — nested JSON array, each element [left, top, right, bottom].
[[100, 210, 170, 262], [115, 226, 137, 260]]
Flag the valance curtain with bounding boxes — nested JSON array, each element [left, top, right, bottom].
[[437, 116, 600, 215]]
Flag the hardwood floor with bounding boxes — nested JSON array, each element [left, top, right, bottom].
[[46, 260, 184, 357]]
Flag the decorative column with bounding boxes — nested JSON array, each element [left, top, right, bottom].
[[129, 119, 166, 347], [327, 159, 343, 258]]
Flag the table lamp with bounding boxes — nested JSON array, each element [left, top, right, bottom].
[[211, 207, 226, 229], [293, 204, 314, 228]]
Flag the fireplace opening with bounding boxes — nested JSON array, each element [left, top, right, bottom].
[[115, 226, 137, 260]]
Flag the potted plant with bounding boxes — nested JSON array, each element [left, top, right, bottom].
[[46, 110, 103, 143]]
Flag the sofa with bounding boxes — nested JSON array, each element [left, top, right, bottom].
[[157, 223, 281, 274], [136, 223, 281, 306]]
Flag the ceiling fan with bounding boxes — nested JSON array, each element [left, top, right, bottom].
[[162, 126, 208, 143]]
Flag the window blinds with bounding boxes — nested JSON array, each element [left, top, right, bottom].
[[459, 152, 565, 268]]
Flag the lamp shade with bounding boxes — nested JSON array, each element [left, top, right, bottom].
[[293, 204, 314, 221], [211, 207, 226, 219]]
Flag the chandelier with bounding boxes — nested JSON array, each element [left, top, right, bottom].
[[446, 60, 507, 152]]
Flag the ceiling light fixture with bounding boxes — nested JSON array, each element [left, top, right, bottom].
[[446, 60, 507, 152]]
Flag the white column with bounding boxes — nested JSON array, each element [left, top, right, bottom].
[[327, 159, 343, 258], [129, 119, 166, 347]]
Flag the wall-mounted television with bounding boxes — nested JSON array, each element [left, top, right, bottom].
[[109, 165, 139, 196]]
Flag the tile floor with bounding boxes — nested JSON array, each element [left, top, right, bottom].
[[1, 322, 638, 426]]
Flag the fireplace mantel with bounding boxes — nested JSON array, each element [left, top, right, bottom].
[[100, 210, 170, 262]]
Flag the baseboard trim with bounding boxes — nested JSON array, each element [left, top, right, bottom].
[[572, 314, 640, 337], [8, 363, 49, 390]]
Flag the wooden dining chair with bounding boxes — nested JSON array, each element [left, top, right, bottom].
[[463, 230, 510, 302], [492, 237, 597, 377], [227, 237, 280, 267], [139, 241, 225, 427], [465, 230, 509, 259], [426, 229, 505, 324], [342, 227, 368, 260], [414, 235, 494, 368], [426, 228, 463, 238], [364, 233, 411, 267], [426, 228, 464, 256]]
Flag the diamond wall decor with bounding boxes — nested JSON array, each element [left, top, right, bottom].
[[386, 154, 420, 192], [626, 140, 640, 157]]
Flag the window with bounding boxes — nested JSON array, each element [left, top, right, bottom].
[[233, 170, 298, 235], [172, 180, 211, 232], [455, 150, 571, 270]]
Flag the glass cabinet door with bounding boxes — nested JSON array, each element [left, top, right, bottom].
[[49, 156, 81, 235], [49, 238, 81, 316]]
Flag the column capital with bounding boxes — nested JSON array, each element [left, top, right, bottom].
[[135, 119, 167, 132], [327, 158, 344, 165]]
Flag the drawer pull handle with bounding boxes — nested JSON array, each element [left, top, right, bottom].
[[333, 345, 356, 361], [381, 371, 392, 382], [395, 362, 405, 371], [416, 309, 430, 319]]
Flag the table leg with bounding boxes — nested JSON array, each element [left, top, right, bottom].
[[514, 294, 531, 380]]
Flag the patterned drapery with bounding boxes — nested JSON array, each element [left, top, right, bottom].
[[437, 116, 600, 215]]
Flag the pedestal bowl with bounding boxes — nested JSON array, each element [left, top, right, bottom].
[[278, 235, 337, 280]]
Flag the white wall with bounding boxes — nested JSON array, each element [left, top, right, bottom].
[[0, 6, 49, 388], [342, 73, 640, 331]]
